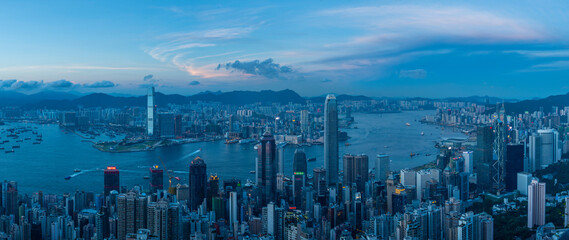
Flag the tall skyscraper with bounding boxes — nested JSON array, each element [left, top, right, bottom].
[[475, 125, 493, 192], [528, 179, 546, 228], [376, 154, 390, 181], [517, 172, 533, 195], [300, 110, 309, 134], [149, 165, 163, 193], [537, 129, 560, 168], [324, 94, 339, 186], [158, 113, 175, 138], [189, 157, 207, 211], [343, 154, 369, 192], [104, 166, 120, 196], [257, 131, 277, 204], [529, 134, 542, 172], [505, 144, 524, 192], [147, 87, 156, 137], [293, 149, 307, 207], [461, 151, 473, 174]]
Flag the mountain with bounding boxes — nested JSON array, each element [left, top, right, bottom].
[[444, 96, 518, 104], [504, 92, 569, 114], [22, 89, 306, 109]]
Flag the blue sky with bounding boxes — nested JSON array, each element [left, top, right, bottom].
[[1, 0, 568, 98]]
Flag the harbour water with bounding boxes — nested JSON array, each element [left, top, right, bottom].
[[0, 110, 465, 194]]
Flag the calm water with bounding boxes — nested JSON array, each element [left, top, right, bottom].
[[0, 111, 464, 194]]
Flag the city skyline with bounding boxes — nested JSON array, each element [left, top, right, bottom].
[[1, 1, 569, 98]]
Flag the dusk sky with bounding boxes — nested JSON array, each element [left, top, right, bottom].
[[1, 0, 568, 98]]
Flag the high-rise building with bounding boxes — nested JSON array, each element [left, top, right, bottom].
[[324, 94, 339, 186], [158, 113, 175, 138], [293, 149, 307, 208], [528, 179, 546, 228], [461, 151, 473, 174], [400, 168, 416, 186], [475, 126, 493, 191], [257, 132, 277, 204], [104, 167, 120, 196], [300, 110, 309, 134], [229, 191, 238, 232], [517, 172, 533, 195], [147, 87, 156, 137], [529, 134, 542, 172], [149, 165, 163, 193], [376, 154, 390, 181], [189, 157, 207, 211], [505, 144, 524, 192], [117, 192, 141, 239], [537, 129, 560, 168], [343, 154, 369, 191]]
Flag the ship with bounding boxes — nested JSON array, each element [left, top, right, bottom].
[[64, 176, 71, 180], [143, 176, 150, 179], [239, 139, 256, 144], [345, 143, 351, 146], [308, 158, 316, 162], [405, 123, 411, 126], [74, 169, 81, 173], [5, 149, 14, 153], [421, 131, 424, 136], [225, 139, 239, 144], [12, 145, 20, 148], [410, 153, 416, 157]]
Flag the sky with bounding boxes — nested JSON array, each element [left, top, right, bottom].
[[0, 0, 568, 98]]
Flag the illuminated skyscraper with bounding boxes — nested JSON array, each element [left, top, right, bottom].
[[189, 157, 207, 211], [147, 87, 156, 137], [293, 149, 307, 207], [376, 154, 390, 181], [324, 94, 339, 186], [257, 131, 277, 204], [104, 167, 120, 196], [149, 165, 163, 193]]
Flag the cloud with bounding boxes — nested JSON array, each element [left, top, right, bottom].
[[321, 79, 332, 83], [505, 50, 569, 58], [216, 58, 294, 79], [189, 81, 200, 86], [47, 79, 75, 88], [399, 69, 427, 79], [11, 80, 45, 90], [0, 79, 17, 88], [83, 81, 117, 88], [526, 61, 569, 72]]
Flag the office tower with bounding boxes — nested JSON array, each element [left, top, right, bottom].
[[324, 94, 339, 186], [416, 169, 436, 201], [189, 157, 207, 211], [158, 113, 175, 138], [528, 179, 546, 228], [313, 167, 327, 203], [147, 200, 169, 239], [229, 191, 238, 232], [537, 129, 560, 168], [386, 175, 396, 214], [506, 144, 524, 192], [277, 145, 285, 175], [475, 126, 493, 191], [458, 172, 469, 201], [493, 107, 507, 195], [461, 151, 473, 174], [529, 134, 542, 172], [104, 167, 120, 196], [376, 154, 390, 181], [343, 154, 369, 191], [293, 149, 307, 207], [150, 165, 164, 193], [300, 110, 309, 134], [392, 185, 407, 214], [207, 174, 219, 211], [147, 87, 155, 137], [167, 203, 180, 240], [174, 114, 183, 137], [2, 181, 18, 218], [257, 131, 277, 204], [400, 169, 416, 186], [517, 172, 533, 195]]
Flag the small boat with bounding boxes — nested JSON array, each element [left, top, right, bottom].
[[250, 171, 256, 174], [24, 137, 31, 140], [345, 143, 351, 146], [406, 123, 411, 126], [64, 176, 71, 180], [12, 145, 20, 148], [225, 139, 239, 144], [143, 176, 150, 179], [33, 142, 41, 144], [0, 147, 3, 150], [410, 153, 416, 157], [308, 158, 316, 162], [16, 139, 23, 142], [425, 154, 432, 156], [74, 169, 81, 173], [421, 132, 424, 136], [5, 150, 14, 153]]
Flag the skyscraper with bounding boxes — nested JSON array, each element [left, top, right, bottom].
[[528, 179, 546, 228], [189, 157, 207, 211], [342, 154, 369, 192], [257, 131, 277, 204], [293, 149, 307, 207], [147, 87, 156, 137], [537, 129, 560, 168], [505, 144, 524, 192], [376, 154, 390, 181], [475, 125, 493, 192], [149, 165, 163, 193], [324, 94, 339, 186], [158, 113, 175, 138], [300, 110, 309, 134], [104, 166, 119, 196]]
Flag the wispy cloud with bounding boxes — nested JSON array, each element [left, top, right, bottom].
[[216, 58, 294, 79], [83, 80, 117, 88], [505, 49, 569, 58], [399, 69, 427, 79], [0, 65, 160, 72]]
